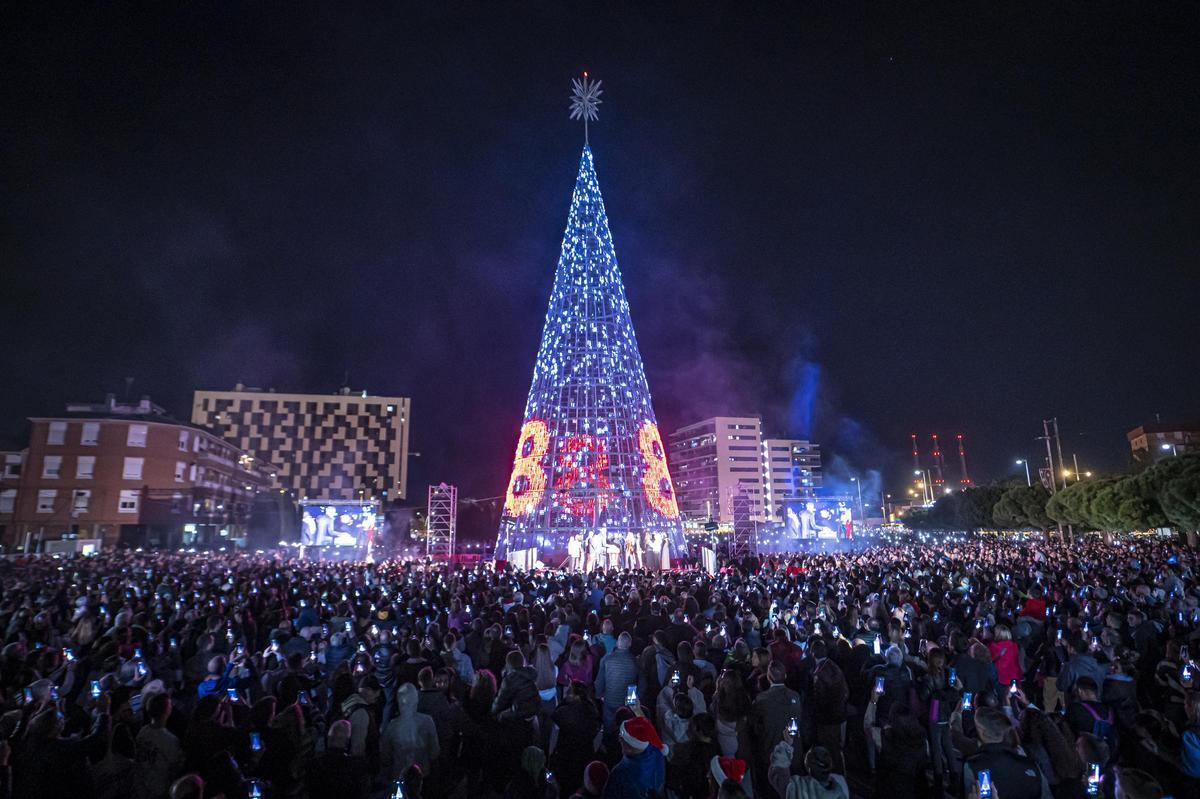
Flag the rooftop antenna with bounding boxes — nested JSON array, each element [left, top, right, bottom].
[[569, 72, 603, 146], [957, 434, 972, 486]]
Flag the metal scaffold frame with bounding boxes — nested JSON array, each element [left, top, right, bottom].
[[729, 489, 758, 561], [426, 483, 457, 563]]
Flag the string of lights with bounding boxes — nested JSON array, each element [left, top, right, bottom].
[[495, 141, 685, 560]]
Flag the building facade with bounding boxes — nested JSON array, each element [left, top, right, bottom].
[[669, 417, 824, 524], [0, 449, 26, 545], [1127, 421, 1200, 466], [192, 385, 410, 501], [3, 396, 275, 551], [761, 438, 822, 518], [669, 417, 765, 523]]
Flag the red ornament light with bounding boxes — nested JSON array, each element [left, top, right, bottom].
[[553, 434, 610, 517]]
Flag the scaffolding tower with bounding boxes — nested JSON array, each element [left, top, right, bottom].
[[728, 489, 758, 562], [426, 483, 457, 563]]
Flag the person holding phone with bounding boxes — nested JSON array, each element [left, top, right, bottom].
[[963, 707, 1053, 799], [594, 632, 639, 731], [919, 646, 964, 796], [14, 692, 112, 797], [768, 742, 849, 799], [864, 643, 914, 770], [864, 681, 930, 798], [749, 661, 803, 787]]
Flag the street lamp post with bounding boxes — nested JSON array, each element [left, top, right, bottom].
[[1162, 442, 1178, 457], [913, 469, 934, 504], [1016, 459, 1031, 487]]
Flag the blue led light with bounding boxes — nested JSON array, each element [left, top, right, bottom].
[[496, 146, 684, 559]]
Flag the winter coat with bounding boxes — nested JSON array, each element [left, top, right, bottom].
[[989, 640, 1022, 687], [494, 664, 541, 720], [604, 745, 665, 799], [595, 649, 639, 710], [381, 684, 440, 780]]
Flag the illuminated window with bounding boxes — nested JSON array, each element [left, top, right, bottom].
[[42, 456, 62, 479], [81, 422, 100, 445], [37, 490, 57, 513], [47, 422, 67, 446], [76, 456, 95, 479]]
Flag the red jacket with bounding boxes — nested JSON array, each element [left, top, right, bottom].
[[1020, 597, 1046, 622], [989, 640, 1022, 686]]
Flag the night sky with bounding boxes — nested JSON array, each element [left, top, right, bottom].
[[4, 5, 1198, 515]]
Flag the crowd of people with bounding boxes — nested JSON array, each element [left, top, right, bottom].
[[0, 537, 1196, 799]]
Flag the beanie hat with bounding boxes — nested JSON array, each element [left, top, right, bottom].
[[710, 755, 747, 785], [619, 716, 664, 752], [583, 761, 610, 793]]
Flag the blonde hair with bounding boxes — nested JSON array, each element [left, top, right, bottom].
[[533, 643, 556, 690], [994, 625, 1012, 641]]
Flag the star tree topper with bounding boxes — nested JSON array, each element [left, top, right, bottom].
[[569, 72, 603, 144]]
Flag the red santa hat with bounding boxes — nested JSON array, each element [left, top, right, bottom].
[[583, 761, 610, 794], [619, 717, 664, 752], [710, 756, 747, 786]]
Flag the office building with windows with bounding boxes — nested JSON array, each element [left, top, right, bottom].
[[191, 385, 410, 501], [0, 448, 26, 545], [3, 395, 274, 551], [668, 416, 765, 523], [668, 417, 824, 524], [761, 438, 822, 519]]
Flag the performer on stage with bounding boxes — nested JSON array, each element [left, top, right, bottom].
[[623, 531, 638, 569], [644, 532, 660, 572], [567, 533, 583, 572], [587, 528, 606, 572]]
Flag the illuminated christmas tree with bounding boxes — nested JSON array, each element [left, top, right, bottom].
[[495, 77, 685, 564]]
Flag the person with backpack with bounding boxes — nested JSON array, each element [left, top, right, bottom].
[[963, 707, 1054, 799], [1066, 677, 1119, 762]]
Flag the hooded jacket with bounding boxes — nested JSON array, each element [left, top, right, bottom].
[[381, 683, 440, 780]]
